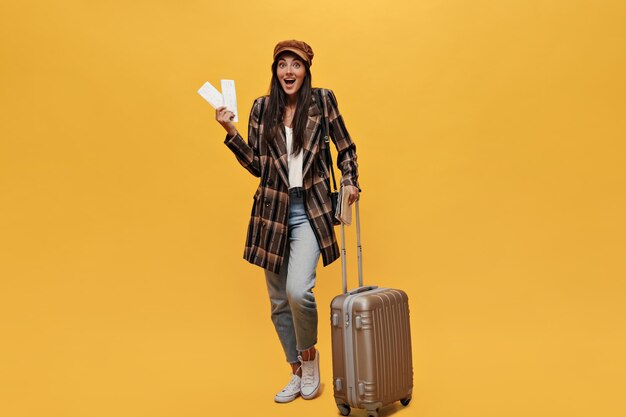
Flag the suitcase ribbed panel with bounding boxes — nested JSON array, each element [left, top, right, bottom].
[[370, 291, 412, 403], [352, 289, 413, 408]]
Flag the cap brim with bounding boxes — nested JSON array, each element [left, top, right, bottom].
[[274, 47, 310, 65]]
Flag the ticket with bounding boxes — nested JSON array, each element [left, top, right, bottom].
[[197, 81, 224, 109], [220, 79, 238, 122]]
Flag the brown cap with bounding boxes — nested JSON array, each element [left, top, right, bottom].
[[273, 40, 314, 66]]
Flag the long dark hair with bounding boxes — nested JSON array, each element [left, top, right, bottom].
[[262, 52, 312, 156]]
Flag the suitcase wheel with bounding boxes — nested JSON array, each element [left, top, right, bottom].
[[337, 404, 350, 416], [400, 397, 412, 406]]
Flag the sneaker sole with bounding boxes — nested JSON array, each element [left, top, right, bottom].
[[301, 383, 320, 400], [274, 392, 300, 403]]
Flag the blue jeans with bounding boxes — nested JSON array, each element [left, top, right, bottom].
[[264, 188, 321, 364]]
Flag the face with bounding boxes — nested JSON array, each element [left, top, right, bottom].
[[276, 54, 306, 97]]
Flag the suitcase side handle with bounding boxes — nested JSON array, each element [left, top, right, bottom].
[[348, 285, 378, 296], [340, 199, 364, 294]]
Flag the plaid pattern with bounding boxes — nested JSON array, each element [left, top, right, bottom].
[[224, 88, 360, 273]]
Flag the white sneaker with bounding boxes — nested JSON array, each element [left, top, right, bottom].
[[299, 351, 321, 399], [274, 374, 301, 403]]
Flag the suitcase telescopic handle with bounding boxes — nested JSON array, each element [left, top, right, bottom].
[[340, 199, 364, 294]]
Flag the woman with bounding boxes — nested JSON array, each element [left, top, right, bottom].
[[215, 39, 360, 403]]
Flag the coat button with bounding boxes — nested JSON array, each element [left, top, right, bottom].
[[267, 179, 274, 186], [264, 199, 271, 207], [319, 171, 324, 177]]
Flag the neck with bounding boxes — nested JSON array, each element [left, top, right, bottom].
[[286, 95, 297, 107]]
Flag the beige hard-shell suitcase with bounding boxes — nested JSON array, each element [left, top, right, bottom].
[[330, 201, 414, 417]]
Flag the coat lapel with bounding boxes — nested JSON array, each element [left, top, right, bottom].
[[301, 94, 323, 179], [268, 126, 290, 188]]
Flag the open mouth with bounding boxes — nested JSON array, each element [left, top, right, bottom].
[[285, 79, 296, 85]]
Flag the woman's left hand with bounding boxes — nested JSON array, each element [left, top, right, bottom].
[[345, 185, 360, 205]]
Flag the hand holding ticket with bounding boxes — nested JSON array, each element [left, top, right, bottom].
[[198, 80, 238, 122]]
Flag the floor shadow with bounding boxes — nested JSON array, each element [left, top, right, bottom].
[[340, 401, 409, 417], [378, 402, 404, 417]]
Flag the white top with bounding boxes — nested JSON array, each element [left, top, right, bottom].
[[285, 126, 303, 188]]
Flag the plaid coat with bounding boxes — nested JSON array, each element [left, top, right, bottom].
[[224, 88, 360, 273]]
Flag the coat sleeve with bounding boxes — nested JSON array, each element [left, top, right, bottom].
[[325, 89, 361, 190], [223, 97, 263, 178]]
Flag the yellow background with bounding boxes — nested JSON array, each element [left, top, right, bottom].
[[1, 1, 625, 416]]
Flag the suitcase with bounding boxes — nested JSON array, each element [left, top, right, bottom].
[[330, 200, 414, 417]]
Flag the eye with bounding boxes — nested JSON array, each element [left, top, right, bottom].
[[294, 62, 301, 69]]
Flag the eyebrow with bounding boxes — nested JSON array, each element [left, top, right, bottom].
[[278, 57, 303, 64]]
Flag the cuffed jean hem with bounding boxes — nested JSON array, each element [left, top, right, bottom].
[[296, 341, 318, 354]]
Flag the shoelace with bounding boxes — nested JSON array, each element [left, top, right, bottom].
[[300, 360, 315, 385]]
